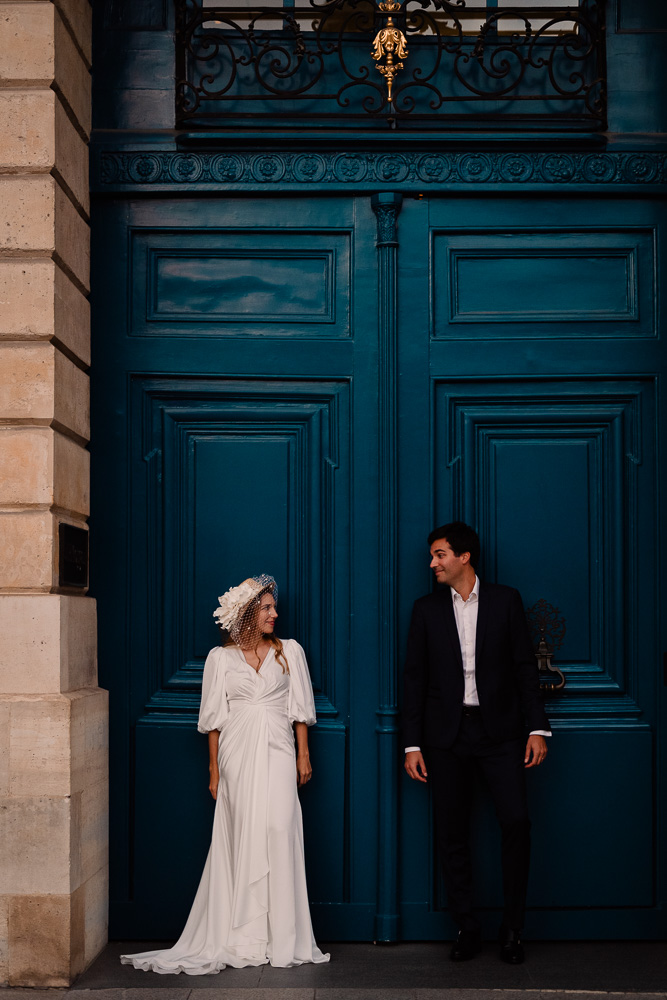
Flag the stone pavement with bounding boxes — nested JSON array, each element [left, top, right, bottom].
[[1, 941, 666, 998]]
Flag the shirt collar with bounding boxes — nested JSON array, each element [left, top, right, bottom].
[[451, 575, 479, 604]]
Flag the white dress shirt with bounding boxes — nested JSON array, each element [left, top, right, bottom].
[[405, 576, 551, 753]]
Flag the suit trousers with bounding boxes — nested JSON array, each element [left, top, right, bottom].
[[426, 710, 530, 932]]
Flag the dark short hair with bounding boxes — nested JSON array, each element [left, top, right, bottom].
[[427, 521, 480, 569]]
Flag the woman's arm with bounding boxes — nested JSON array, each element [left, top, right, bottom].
[[294, 722, 312, 787], [208, 730, 220, 800]]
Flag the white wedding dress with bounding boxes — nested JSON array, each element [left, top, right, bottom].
[[121, 639, 330, 974]]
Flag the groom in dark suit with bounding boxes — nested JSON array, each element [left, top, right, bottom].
[[403, 522, 550, 964]]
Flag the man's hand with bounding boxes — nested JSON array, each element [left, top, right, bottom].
[[404, 750, 428, 783], [524, 734, 548, 768]]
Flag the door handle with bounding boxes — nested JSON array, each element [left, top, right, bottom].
[[526, 599, 566, 693]]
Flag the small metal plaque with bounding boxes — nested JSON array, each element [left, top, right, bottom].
[[104, 0, 167, 30], [59, 524, 89, 589]]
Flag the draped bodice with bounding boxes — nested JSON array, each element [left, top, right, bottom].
[[226, 648, 290, 710], [197, 639, 317, 736]]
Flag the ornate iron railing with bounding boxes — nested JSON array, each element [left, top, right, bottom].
[[175, 0, 606, 132]]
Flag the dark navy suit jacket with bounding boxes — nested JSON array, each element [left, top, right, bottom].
[[403, 581, 550, 749]]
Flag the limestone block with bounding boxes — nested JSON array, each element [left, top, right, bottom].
[[56, 0, 92, 66], [0, 343, 91, 442], [54, 349, 89, 442], [0, 702, 9, 797], [0, 594, 97, 694], [0, 427, 52, 506], [83, 864, 108, 968], [55, 94, 89, 216], [0, 343, 54, 421], [53, 432, 89, 516], [0, 597, 61, 692], [0, 510, 54, 590], [0, 894, 8, 986], [0, 795, 71, 895], [0, 262, 55, 340], [54, 264, 90, 366], [59, 594, 97, 691], [7, 890, 84, 986], [0, 89, 88, 214], [76, 778, 108, 887], [54, 8, 91, 138], [0, 176, 54, 253], [0, 179, 89, 291], [9, 695, 71, 797], [54, 181, 90, 292], [0, 90, 55, 169], [0, 4, 54, 84], [69, 687, 108, 796], [0, 262, 90, 366]]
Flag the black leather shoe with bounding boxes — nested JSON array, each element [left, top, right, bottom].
[[499, 928, 525, 964], [450, 928, 481, 961]]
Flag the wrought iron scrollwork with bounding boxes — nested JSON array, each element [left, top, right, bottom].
[[175, 0, 607, 131], [526, 598, 567, 692]]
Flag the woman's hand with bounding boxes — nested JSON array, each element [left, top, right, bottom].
[[209, 763, 220, 800], [296, 752, 312, 787], [207, 730, 220, 799]]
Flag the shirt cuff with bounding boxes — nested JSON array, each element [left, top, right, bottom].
[[529, 730, 552, 737], [404, 746, 421, 753]]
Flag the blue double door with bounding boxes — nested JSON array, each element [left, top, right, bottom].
[[92, 191, 666, 940]]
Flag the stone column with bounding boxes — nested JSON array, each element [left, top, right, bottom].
[[0, 1, 107, 986]]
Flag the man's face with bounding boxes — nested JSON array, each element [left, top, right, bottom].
[[429, 537, 469, 587]]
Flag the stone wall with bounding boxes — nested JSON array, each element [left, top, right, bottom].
[[0, 0, 107, 986]]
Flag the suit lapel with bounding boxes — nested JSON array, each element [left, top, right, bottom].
[[475, 579, 489, 664], [439, 589, 463, 670]]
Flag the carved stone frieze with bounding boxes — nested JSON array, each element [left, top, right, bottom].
[[97, 149, 667, 190]]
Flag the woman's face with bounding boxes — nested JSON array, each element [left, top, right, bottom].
[[257, 592, 278, 635]]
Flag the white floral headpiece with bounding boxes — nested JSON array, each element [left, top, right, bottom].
[[213, 575, 277, 633]]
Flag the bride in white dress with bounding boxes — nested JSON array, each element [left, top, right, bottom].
[[121, 575, 330, 974]]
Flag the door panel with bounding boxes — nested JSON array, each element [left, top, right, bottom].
[[130, 228, 351, 337], [432, 228, 656, 337], [398, 195, 665, 939], [92, 195, 380, 938]]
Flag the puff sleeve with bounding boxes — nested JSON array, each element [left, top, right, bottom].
[[287, 640, 317, 726], [197, 646, 229, 733]]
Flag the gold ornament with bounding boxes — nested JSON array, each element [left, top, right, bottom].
[[372, 3, 408, 107]]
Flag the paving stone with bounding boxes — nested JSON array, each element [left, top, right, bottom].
[[123, 991, 193, 1000], [314, 990, 416, 999], [191, 991, 314, 999], [0, 992, 67, 998]]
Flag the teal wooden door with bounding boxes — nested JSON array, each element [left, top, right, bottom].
[[397, 194, 666, 940], [93, 188, 666, 942], [92, 194, 385, 939]]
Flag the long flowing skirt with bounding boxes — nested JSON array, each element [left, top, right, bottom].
[[121, 703, 329, 974]]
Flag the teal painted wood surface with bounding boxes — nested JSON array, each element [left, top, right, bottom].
[[91, 0, 667, 945], [395, 193, 665, 940], [91, 191, 666, 941]]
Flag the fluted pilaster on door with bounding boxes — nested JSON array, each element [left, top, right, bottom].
[[371, 191, 402, 941]]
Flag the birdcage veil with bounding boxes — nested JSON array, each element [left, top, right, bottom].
[[213, 574, 278, 648]]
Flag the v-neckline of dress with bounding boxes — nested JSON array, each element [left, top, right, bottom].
[[239, 645, 274, 675]]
